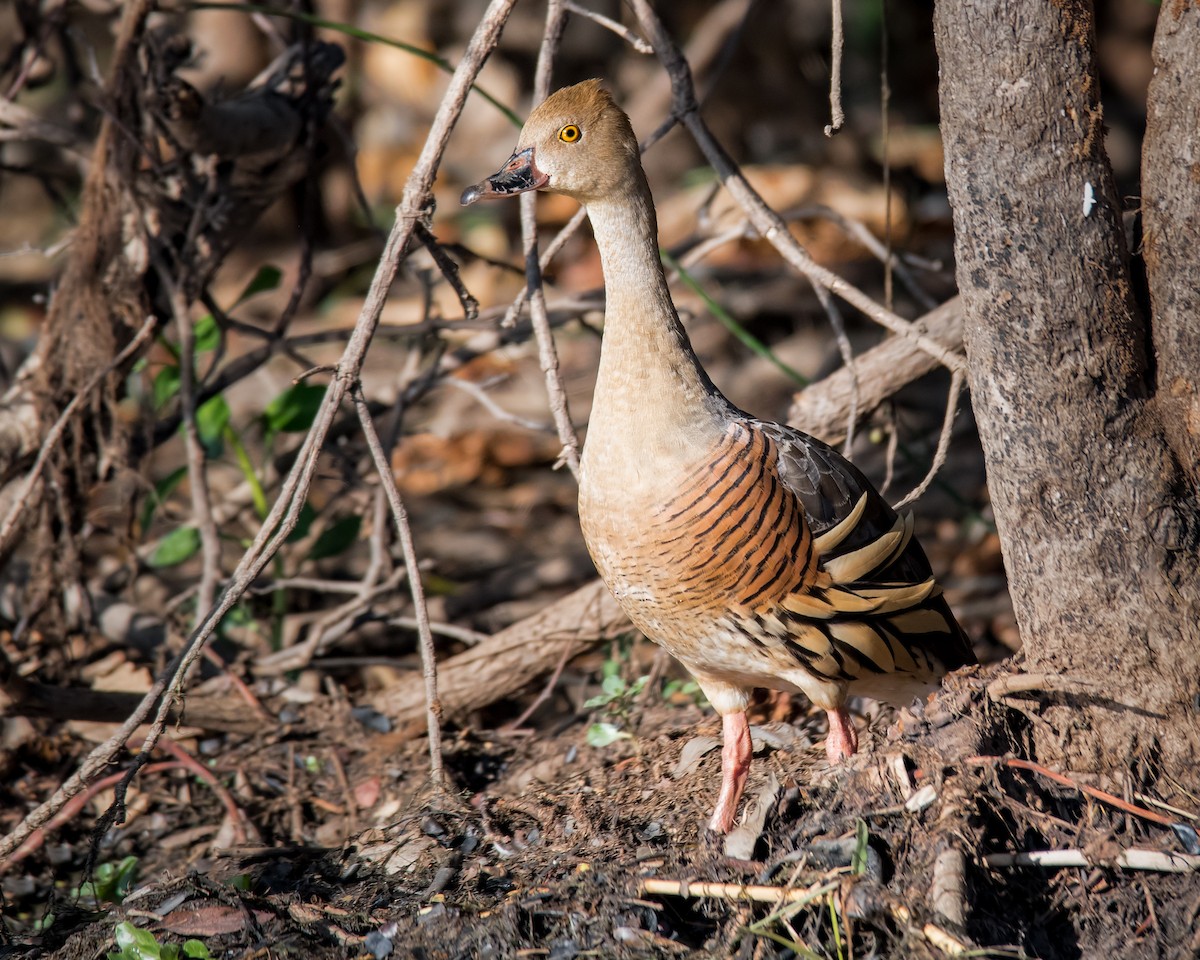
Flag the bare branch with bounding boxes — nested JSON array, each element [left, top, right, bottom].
[[352, 385, 444, 788], [628, 0, 966, 374], [564, 1, 653, 53], [519, 0, 581, 478], [825, 0, 846, 136], [893, 367, 965, 509]]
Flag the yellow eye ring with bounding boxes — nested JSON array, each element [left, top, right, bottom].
[[558, 124, 581, 143]]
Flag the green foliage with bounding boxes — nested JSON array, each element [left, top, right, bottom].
[[660, 249, 810, 387], [308, 515, 363, 561], [234, 265, 283, 305], [76, 856, 139, 904], [147, 525, 201, 568], [108, 922, 211, 960], [195, 395, 230, 457], [585, 645, 649, 749], [741, 880, 841, 959], [661, 677, 706, 706], [850, 819, 870, 875], [262, 383, 326, 435]]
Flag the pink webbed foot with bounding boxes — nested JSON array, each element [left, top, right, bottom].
[[708, 711, 753, 833], [825, 707, 858, 763]]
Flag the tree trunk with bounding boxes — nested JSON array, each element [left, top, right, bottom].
[[932, 0, 1200, 774], [1142, 2, 1200, 475]]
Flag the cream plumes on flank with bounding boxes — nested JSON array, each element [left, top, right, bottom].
[[461, 80, 975, 834]]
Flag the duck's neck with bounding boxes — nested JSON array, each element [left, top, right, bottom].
[[583, 178, 725, 463]]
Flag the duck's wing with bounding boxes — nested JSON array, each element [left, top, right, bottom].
[[755, 419, 976, 677]]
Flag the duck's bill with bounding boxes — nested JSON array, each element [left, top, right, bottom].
[[460, 147, 549, 205]]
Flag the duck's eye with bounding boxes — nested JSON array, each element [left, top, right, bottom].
[[558, 124, 581, 143]]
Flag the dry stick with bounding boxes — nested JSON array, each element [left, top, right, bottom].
[[785, 203, 939, 312], [985, 849, 1200, 874], [254, 566, 411, 675], [825, 0, 846, 136], [0, 315, 156, 556], [563, 1, 653, 53], [786, 297, 963, 444], [519, 0, 581, 479], [442, 376, 552, 432], [502, 640, 574, 732], [1, 762, 188, 870], [166, 276, 221, 612], [350, 385, 444, 786], [893, 366, 964, 509], [0, 0, 519, 862], [641, 878, 839, 905], [628, 0, 966, 376], [968, 756, 1178, 828]]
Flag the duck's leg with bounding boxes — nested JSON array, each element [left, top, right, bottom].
[[710, 711, 753, 833], [825, 707, 858, 762]]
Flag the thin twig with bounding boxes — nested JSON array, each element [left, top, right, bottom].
[[254, 567, 410, 675], [165, 273, 221, 613], [519, 0, 581, 478], [351, 384, 444, 787], [985, 849, 1200, 874], [628, 0, 966, 375], [0, 316, 157, 556], [968, 756, 1178, 828], [564, 1, 652, 52], [442, 376, 552, 432], [824, 0, 845, 136], [783, 203, 938, 311], [893, 366, 964, 508], [502, 640, 574, 731], [390, 616, 491, 647], [642, 878, 839, 905]]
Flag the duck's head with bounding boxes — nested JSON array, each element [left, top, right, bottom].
[[460, 79, 639, 207]]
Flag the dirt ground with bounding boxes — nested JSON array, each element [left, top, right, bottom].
[[6, 663, 1199, 959]]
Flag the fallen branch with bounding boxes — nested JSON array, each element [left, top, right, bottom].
[[984, 849, 1200, 874], [788, 296, 963, 444], [641, 877, 838, 905], [0, 676, 264, 734], [371, 580, 625, 727]]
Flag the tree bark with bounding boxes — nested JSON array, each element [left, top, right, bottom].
[[933, 0, 1200, 772], [1142, 1, 1200, 475]]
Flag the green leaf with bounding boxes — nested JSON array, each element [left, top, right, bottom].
[[600, 673, 627, 698], [192, 314, 220, 353], [149, 526, 201, 568], [113, 923, 163, 960], [194, 394, 231, 457], [234, 264, 283, 306], [660, 249, 810, 387], [308, 515, 362, 561], [140, 467, 188, 532], [586, 722, 629, 748], [263, 383, 326, 434], [181, 941, 211, 959], [851, 818, 870, 875], [583, 693, 613, 709], [153, 366, 181, 410]]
